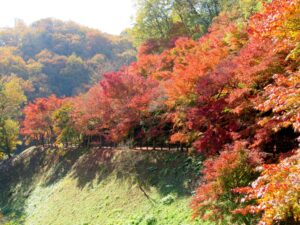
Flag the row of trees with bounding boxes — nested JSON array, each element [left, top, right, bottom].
[[2, 0, 299, 224]]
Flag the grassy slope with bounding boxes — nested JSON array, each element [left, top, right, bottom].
[[0, 147, 209, 225]]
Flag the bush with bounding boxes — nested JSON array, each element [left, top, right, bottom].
[[161, 194, 176, 205]]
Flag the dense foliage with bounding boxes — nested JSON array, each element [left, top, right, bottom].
[[1, 0, 300, 224]]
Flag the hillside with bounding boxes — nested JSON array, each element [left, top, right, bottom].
[[0, 147, 206, 225]]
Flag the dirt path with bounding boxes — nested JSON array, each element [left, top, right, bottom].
[[92, 146, 186, 152]]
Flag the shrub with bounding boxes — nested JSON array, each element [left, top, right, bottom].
[[161, 194, 176, 205]]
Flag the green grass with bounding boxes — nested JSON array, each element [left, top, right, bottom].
[[0, 147, 210, 225]]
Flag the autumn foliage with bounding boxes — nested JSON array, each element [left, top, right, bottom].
[[22, 95, 63, 145]]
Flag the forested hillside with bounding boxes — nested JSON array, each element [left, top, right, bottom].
[[0, 18, 136, 99], [0, 0, 299, 224]]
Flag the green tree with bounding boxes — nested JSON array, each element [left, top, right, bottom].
[[131, 0, 174, 46], [52, 101, 80, 147], [130, 0, 222, 46], [130, 0, 266, 47], [0, 76, 27, 158]]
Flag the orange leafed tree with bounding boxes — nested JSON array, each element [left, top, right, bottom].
[[22, 95, 63, 145]]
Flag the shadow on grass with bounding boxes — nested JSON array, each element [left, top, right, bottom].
[[43, 147, 89, 186], [70, 148, 202, 197], [0, 147, 49, 221], [39, 147, 201, 195], [0, 146, 89, 221]]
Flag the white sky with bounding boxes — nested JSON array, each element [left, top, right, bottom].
[[0, 0, 136, 35]]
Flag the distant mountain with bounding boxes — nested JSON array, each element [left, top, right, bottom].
[[0, 18, 136, 99]]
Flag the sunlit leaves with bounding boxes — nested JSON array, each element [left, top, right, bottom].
[[257, 71, 300, 133]]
